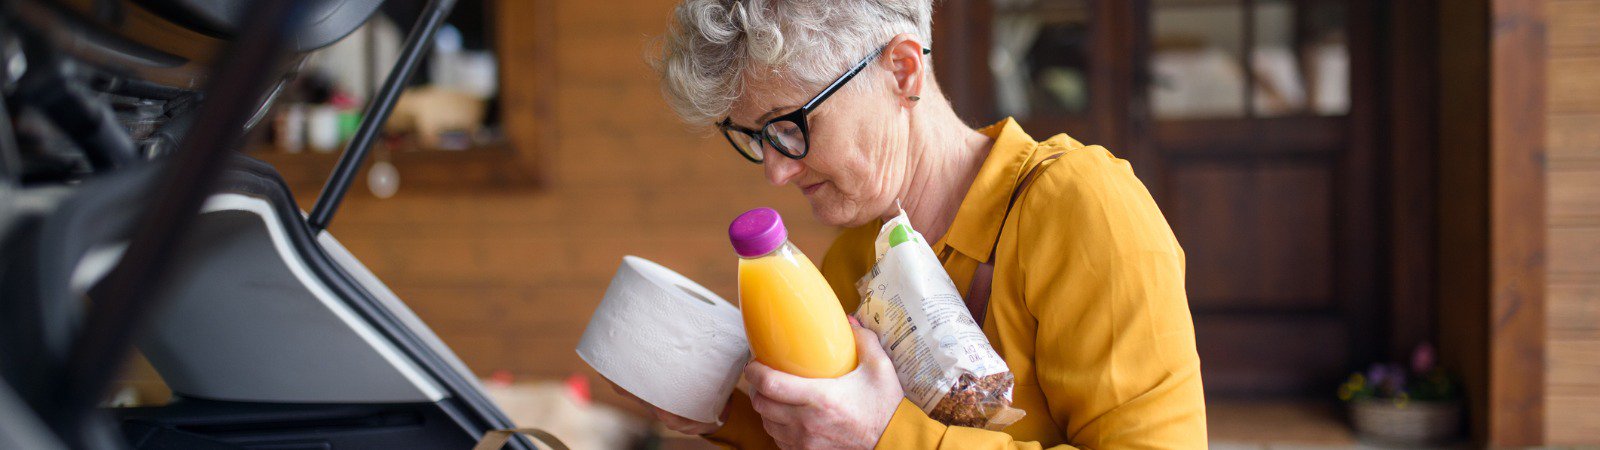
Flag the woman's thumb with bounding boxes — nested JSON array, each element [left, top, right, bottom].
[[851, 322, 892, 372]]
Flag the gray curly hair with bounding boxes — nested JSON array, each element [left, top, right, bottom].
[[656, 0, 934, 125]]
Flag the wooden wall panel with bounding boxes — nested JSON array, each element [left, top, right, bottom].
[[1547, 340, 1600, 395], [1548, 57, 1600, 113], [1547, 395, 1600, 444], [1546, 0, 1600, 444], [1549, 0, 1600, 53], [1549, 228, 1600, 275], [1549, 114, 1600, 162], [1548, 276, 1600, 443]]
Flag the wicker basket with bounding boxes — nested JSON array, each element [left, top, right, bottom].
[[1348, 398, 1463, 445]]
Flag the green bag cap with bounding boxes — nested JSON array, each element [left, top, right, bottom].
[[888, 224, 913, 247]]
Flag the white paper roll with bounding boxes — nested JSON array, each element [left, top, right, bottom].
[[576, 256, 749, 424]]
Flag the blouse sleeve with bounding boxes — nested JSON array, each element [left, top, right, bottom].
[[1013, 146, 1208, 448]]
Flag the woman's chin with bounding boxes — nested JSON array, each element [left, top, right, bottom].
[[805, 200, 851, 227], [807, 199, 876, 228]]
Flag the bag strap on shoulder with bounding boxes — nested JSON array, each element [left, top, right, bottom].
[[964, 151, 1066, 323]]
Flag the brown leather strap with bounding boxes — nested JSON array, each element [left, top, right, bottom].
[[472, 428, 570, 450], [964, 152, 1065, 323]]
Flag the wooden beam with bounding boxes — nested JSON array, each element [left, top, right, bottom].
[[1487, 0, 1547, 445], [1387, 0, 1439, 366], [495, 0, 556, 188], [1436, 0, 1491, 438]]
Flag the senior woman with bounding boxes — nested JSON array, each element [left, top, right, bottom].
[[624, 0, 1208, 448]]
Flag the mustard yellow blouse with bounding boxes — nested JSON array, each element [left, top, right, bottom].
[[705, 119, 1208, 449]]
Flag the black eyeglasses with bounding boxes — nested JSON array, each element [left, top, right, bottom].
[[717, 45, 930, 164]]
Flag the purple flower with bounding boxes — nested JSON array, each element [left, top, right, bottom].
[[1367, 364, 1389, 389], [1412, 342, 1437, 374]]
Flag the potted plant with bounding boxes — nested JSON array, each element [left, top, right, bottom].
[[1337, 343, 1464, 446]]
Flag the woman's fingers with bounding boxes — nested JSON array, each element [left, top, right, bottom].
[[851, 323, 894, 375], [608, 379, 644, 403], [743, 360, 815, 405], [608, 377, 720, 435], [751, 397, 804, 450], [760, 417, 799, 448], [651, 407, 720, 435], [748, 390, 798, 426], [744, 332, 902, 450]]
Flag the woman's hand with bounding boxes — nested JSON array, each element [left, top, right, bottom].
[[744, 320, 903, 449], [608, 380, 725, 435]]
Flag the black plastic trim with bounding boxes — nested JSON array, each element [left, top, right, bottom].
[[220, 156, 533, 450]]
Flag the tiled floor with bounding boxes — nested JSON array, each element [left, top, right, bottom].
[[1210, 440, 1476, 450], [1207, 399, 1471, 450], [1208, 399, 1356, 446]]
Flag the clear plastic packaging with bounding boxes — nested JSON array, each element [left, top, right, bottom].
[[853, 211, 1025, 430]]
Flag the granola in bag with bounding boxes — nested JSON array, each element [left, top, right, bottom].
[[853, 211, 1025, 430]]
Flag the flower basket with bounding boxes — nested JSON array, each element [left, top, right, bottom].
[[1338, 343, 1464, 445], [1348, 398, 1462, 446]]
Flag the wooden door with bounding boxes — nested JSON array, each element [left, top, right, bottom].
[[935, 0, 1384, 397]]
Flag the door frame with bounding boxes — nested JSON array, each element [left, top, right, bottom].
[[1435, 0, 1547, 445]]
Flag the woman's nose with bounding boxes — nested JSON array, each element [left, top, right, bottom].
[[761, 145, 802, 186]]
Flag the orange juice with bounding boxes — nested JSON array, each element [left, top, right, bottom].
[[729, 208, 857, 378]]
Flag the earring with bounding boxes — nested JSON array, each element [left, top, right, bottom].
[[909, 96, 920, 101]]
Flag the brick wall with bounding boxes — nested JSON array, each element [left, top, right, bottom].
[[1544, 0, 1600, 444], [281, 0, 837, 407]]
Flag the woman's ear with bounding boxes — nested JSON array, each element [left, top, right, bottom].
[[881, 33, 928, 107]]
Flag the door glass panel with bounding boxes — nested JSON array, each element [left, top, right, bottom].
[[1305, 1, 1349, 116], [1151, 0, 1246, 119], [1251, 0, 1349, 117], [991, 0, 1092, 120]]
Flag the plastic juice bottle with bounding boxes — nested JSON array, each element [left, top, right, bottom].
[[729, 208, 857, 378]]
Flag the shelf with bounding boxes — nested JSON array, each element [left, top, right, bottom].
[[250, 144, 542, 199]]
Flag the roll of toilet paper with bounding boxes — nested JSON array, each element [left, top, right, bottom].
[[576, 256, 749, 424]]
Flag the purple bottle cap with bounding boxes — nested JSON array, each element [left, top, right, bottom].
[[729, 207, 788, 257]]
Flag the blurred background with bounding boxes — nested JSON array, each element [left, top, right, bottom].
[[100, 0, 1593, 447]]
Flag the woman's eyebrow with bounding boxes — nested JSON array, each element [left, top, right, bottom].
[[729, 105, 797, 130], [748, 105, 796, 127]]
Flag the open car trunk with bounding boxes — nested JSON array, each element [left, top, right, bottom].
[[0, 0, 541, 448], [95, 157, 534, 449]]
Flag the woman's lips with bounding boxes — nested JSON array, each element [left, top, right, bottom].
[[801, 182, 825, 195]]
